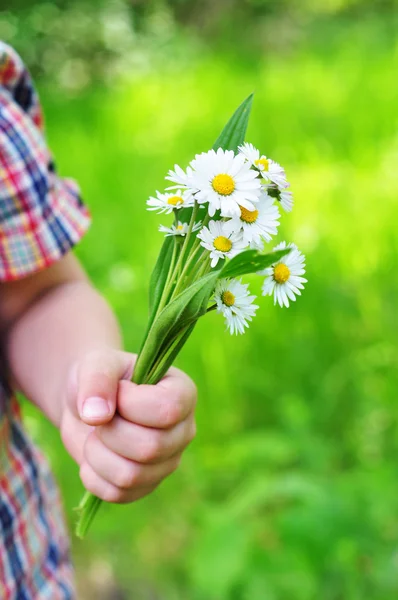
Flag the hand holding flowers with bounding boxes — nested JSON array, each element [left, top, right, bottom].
[[76, 94, 307, 537], [61, 350, 196, 507]]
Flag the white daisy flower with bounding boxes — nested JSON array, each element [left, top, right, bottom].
[[260, 241, 307, 308], [166, 163, 195, 190], [238, 142, 262, 166], [188, 148, 262, 218], [214, 278, 259, 335], [223, 193, 280, 247], [197, 220, 246, 268], [159, 221, 202, 237], [266, 184, 294, 212], [147, 189, 195, 214], [239, 142, 287, 189]]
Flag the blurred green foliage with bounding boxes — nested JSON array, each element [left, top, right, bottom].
[[4, 2, 398, 599], [1, 0, 398, 87]]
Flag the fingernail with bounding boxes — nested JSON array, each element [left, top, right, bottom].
[[82, 396, 110, 419]]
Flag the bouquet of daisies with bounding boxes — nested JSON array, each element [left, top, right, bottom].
[[76, 94, 307, 537]]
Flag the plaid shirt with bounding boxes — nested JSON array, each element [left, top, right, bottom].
[[0, 42, 90, 598]]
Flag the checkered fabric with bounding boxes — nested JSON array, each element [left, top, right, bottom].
[[0, 42, 90, 598], [0, 44, 90, 282]]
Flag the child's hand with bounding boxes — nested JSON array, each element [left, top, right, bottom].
[[60, 349, 197, 503]]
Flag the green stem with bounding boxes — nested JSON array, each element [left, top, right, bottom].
[[154, 237, 179, 317], [181, 251, 208, 289], [170, 202, 199, 285], [202, 212, 211, 228], [75, 492, 102, 539], [195, 254, 211, 281], [171, 243, 203, 298], [144, 326, 191, 385], [207, 304, 217, 313]]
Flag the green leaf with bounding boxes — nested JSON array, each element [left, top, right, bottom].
[[213, 93, 254, 152], [145, 323, 196, 385], [220, 248, 291, 279], [133, 271, 219, 384]]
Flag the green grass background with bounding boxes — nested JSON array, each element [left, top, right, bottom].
[[17, 12, 398, 600]]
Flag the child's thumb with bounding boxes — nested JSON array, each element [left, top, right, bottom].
[[75, 349, 134, 426]]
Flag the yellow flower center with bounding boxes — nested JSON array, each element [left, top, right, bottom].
[[274, 263, 290, 284], [240, 206, 259, 223], [221, 291, 235, 307], [255, 157, 269, 171], [176, 225, 184, 231], [167, 195, 183, 206], [213, 235, 232, 253], [212, 174, 235, 196]]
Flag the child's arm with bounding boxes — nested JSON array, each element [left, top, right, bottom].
[[1, 254, 122, 426], [0, 253, 197, 503]]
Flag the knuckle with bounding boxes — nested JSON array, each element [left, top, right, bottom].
[[138, 432, 163, 463], [102, 485, 125, 504], [79, 463, 95, 492], [160, 394, 184, 428], [177, 373, 198, 407], [115, 464, 139, 489], [79, 463, 124, 503]]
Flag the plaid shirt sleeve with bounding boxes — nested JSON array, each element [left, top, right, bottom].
[[0, 44, 79, 598], [0, 42, 90, 282]]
